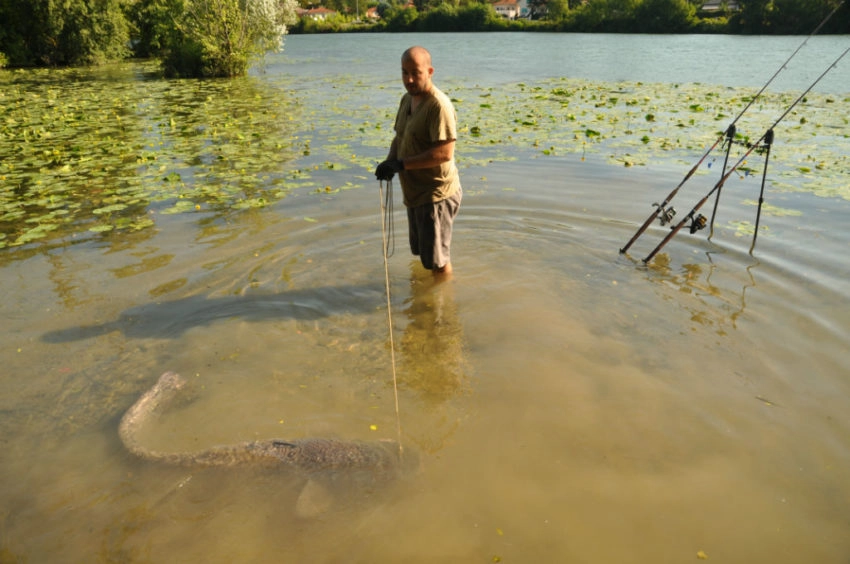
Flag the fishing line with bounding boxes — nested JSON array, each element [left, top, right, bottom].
[[378, 179, 404, 456], [727, 0, 844, 128], [382, 175, 395, 258], [619, 0, 846, 255], [642, 44, 850, 264], [707, 0, 846, 235]]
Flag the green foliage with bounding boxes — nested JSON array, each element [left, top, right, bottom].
[[558, 0, 697, 32], [574, 0, 642, 31], [161, 0, 295, 78], [731, 0, 774, 32], [691, 16, 729, 33], [546, 0, 571, 21], [634, 0, 696, 32], [126, 0, 186, 58], [0, 0, 846, 70], [418, 3, 460, 30], [0, 0, 130, 66], [303, 2, 508, 32], [454, 3, 502, 29], [542, 0, 843, 33], [382, 5, 421, 30], [297, 12, 351, 33], [0, 0, 293, 74], [729, 0, 847, 34]]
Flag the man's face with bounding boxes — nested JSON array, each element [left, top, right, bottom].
[[401, 55, 432, 97]]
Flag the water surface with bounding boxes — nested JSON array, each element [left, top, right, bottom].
[[1, 32, 849, 563]]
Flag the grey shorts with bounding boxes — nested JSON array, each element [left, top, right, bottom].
[[407, 187, 462, 270]]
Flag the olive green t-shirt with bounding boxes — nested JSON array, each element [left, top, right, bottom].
[[393, 85, 461, 208]]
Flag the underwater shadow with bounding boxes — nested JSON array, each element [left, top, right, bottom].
[[42, 284, 384, 343]]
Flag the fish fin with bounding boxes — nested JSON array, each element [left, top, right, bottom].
[[295, 479, 334, 519], [272, 440, 297, 448]]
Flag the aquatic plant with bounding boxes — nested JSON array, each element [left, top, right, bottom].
[[1, 64, 847, 257]]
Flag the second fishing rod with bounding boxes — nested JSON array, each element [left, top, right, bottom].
[[641, 44, 850, 264], [618, 0, 845, 256]]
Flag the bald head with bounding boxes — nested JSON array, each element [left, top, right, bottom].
[[402, 46, 432, 67], [401, 46, 434, 98]]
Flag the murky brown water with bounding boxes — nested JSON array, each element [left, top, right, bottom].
[[2, 153, 849, 562], [3, 33, 850, 563]]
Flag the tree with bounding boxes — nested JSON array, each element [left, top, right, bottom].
[[0, 0, 130, 66], [546, 0, 570, 21], [769, 0, 843, 33], [455, 3, 500, 29], [127, 0, 184, 58], [571, 0, 640, 31], [635, 0, 696, 32], [382, 5, 419, 30], [161, 0, 297, 77], [731, 0, 774, 32], [418, 3, 460, 30], [527, 0, 547, 19], [827, 0, 850, 33]]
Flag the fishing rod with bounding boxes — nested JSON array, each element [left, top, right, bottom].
[[619, 0, 845, 255], [709, 0, 846, 238], [641, 45, 850, 264]]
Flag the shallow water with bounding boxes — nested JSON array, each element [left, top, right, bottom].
[[2, 33, 850, 562]]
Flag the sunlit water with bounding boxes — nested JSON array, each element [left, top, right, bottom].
[[1, 33, 849, 562]]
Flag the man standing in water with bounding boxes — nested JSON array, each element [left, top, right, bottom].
[[375, 46, 462, 278]]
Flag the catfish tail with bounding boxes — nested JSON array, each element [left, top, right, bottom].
[[118, 372, 280, 467]]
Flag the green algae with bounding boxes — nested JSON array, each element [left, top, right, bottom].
[[1, 62, 847, 255]]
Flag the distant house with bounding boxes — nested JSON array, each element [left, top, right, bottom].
[[701, 0, 740, 11], [493, 0, 519, 18], [365, 6, 380, 19], [298, 7, 337, 20], [493, 0, 529, 19]]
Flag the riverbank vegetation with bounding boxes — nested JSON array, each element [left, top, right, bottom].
[[295, 0, 848, 34], [0, 0, 297, 76], [0, 0, 846, 74], [2, 59, 847, 252]]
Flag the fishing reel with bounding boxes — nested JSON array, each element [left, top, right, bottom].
[[653, 202, 676, 226], [688, 213, 707, 234]]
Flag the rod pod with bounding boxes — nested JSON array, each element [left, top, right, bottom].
[[618, 1, 846, 257], [750, 128, 774, 254], [707, 124, 737, 238], [640, 45, 850, 264]]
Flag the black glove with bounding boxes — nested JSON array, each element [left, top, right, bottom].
[[375, 159, 404, 181]]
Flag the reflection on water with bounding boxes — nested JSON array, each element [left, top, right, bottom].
[[400, 267, 467, 400], [644, 252, 760, 334], [398, 264, 470, 454]]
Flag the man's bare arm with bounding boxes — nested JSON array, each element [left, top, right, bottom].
[[399, 139, 455, 170], [386, 136, 400, 161]]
